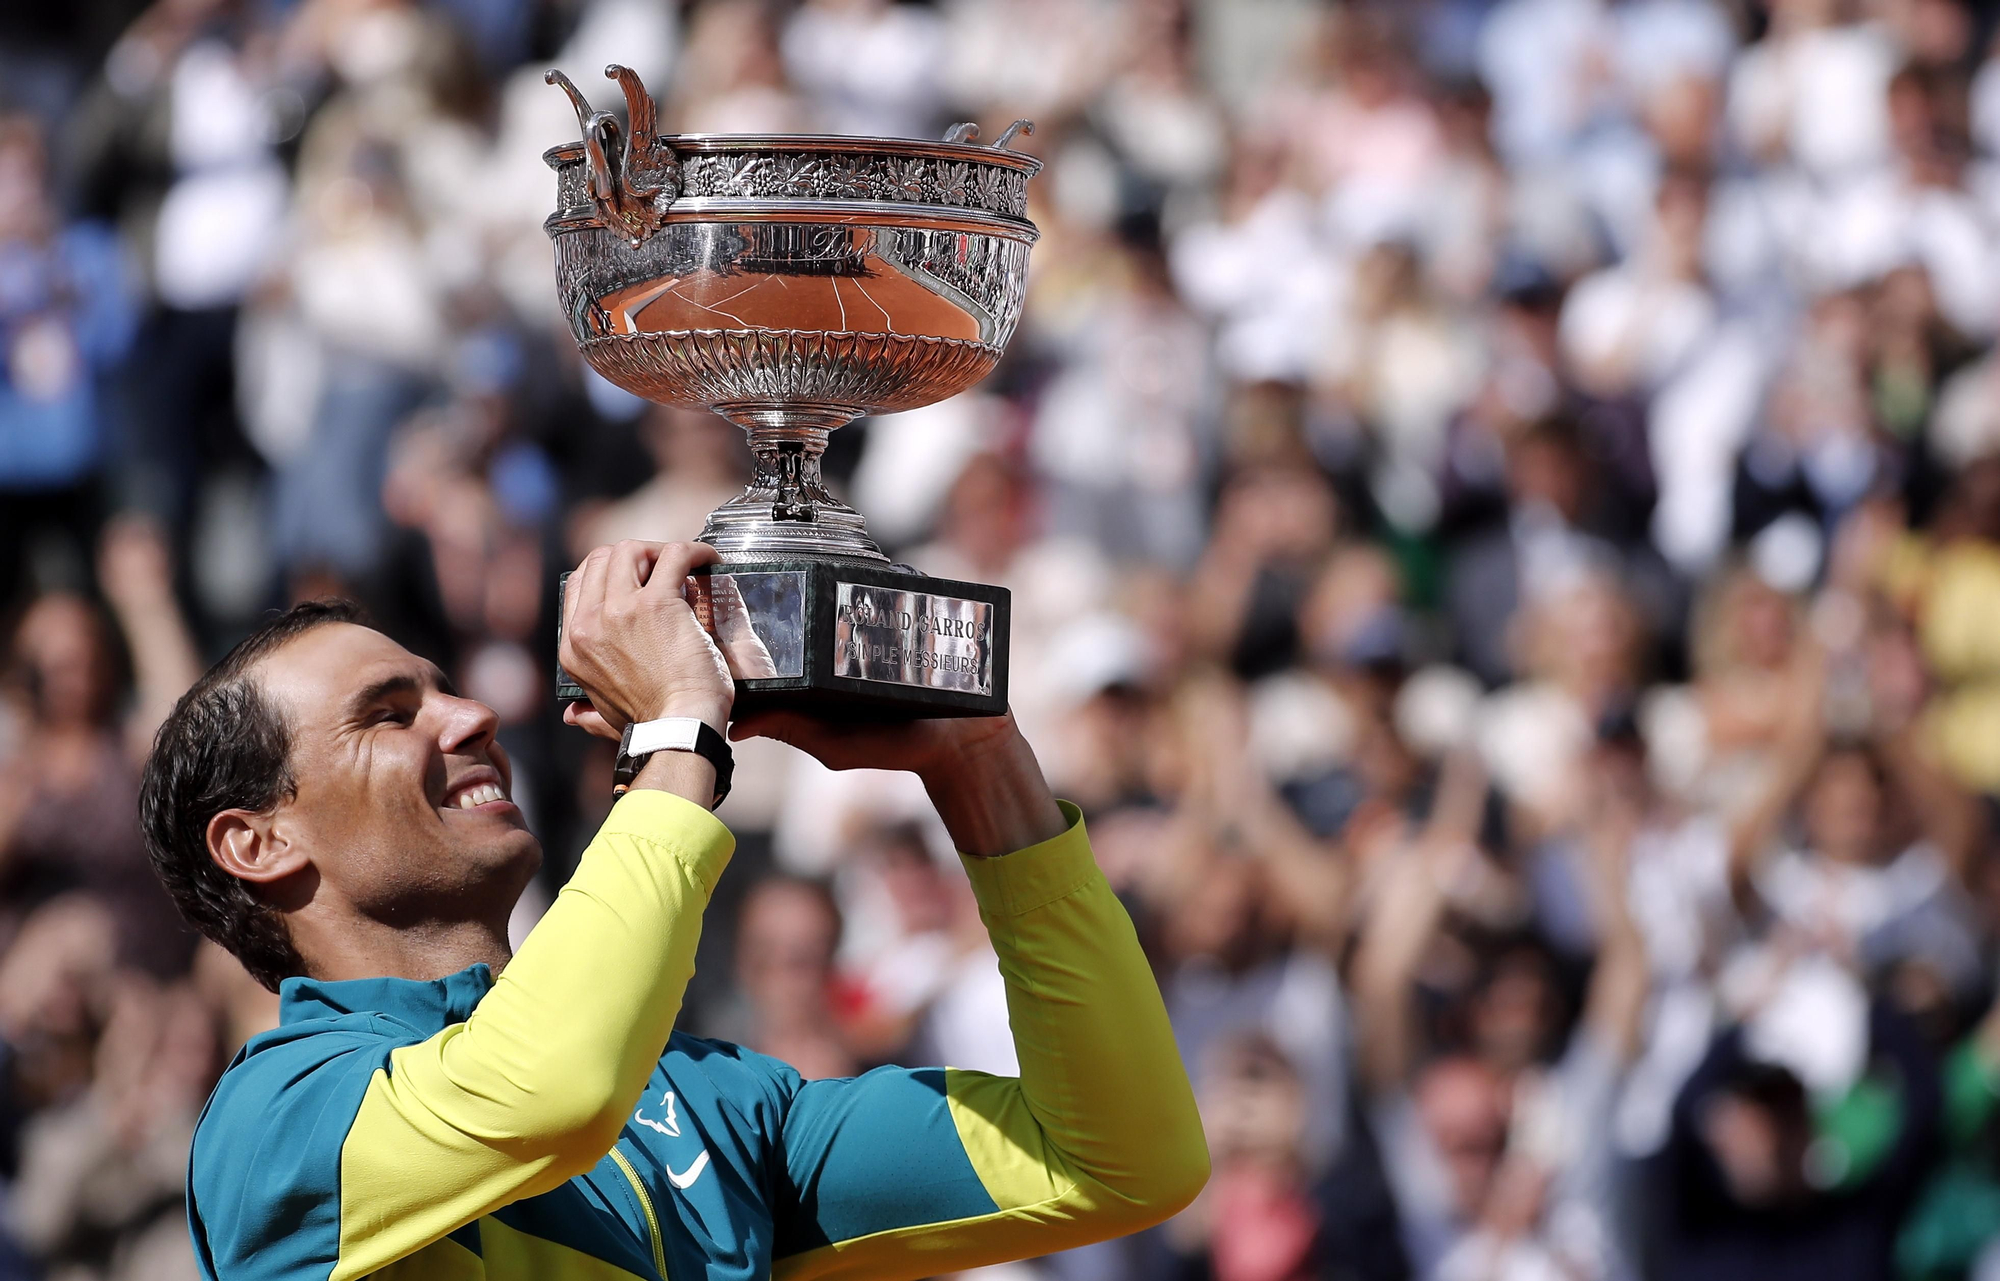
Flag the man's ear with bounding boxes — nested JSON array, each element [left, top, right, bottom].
[[206, 808, 310, 887]]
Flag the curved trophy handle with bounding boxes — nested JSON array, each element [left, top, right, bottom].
[[546, 69, 623, 206], [606, 64, 658, 156], [605, 64, 679, 215], [992, 119, 1035, 150], [943, 119, 1035, 150], [545, 65, 679, 246], [544, 68, 598, 128]]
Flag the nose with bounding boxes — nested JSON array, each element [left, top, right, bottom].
[[434, 691, 502, 757]]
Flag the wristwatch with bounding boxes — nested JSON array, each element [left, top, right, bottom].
[[613, 717, 734, 808]]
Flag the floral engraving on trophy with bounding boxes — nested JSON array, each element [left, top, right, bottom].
[[672, 150, 1030, 219]]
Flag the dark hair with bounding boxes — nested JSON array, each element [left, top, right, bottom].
[[139, 600, 367, 992]]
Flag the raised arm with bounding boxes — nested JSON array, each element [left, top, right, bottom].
[[1176, 675, 1351, 952], [1725, 651, 1826, 910], [1878, 721, 1983, 879], [97, 516, 204, 756], [734, 713, 1210, 1279], [1351, 750, 1489, 1094], [1576, 781, 1649, 1062], [323, 791, 731, 1279]]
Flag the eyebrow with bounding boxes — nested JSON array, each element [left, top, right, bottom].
[[344, 673, 424, 721], [343, 662, 458, 723]]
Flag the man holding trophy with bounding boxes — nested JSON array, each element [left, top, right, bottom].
[[142, 66, 1208, 1281]]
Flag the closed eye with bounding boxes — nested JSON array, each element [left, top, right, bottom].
[[344, 672, 430, 730]]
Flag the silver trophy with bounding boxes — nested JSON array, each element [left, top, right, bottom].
[[544, 65, 1039, 717]]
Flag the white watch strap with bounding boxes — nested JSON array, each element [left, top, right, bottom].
[[626, 717, 707, 756]]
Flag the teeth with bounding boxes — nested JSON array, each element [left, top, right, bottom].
[[455, 784, 504, 810]]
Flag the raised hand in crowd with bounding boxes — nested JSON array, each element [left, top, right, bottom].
[[1352, 748, 1495, 1096], [1166, 672, 1352, 953], [96, 516, 203, 755]]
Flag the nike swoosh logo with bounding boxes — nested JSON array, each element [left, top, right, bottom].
[[665, 1151, 710, 1189]]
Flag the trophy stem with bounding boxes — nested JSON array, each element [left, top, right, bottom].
[[697, 402, 892, 564]]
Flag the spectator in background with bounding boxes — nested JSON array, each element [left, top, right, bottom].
[[264, 6, 466, 587], [10, 979, 217, 1281], [572, 406, 745, 552], [724, 875, 857, 1081], [0, 114, 135, 607], [1648, 564, 1813, 819], [668, 0, 808, 134], [1446, 418, 1674, 688], [1353, 749, 1651, 1281], [780, 0, 945, 138], [1899, 987, 2000, 1281], [1187, 464, 1341, 679], [1030, 214, 1217, 568], [1187, 1032, 1404, 1281], [77, 0, 286, 554], [0, 521, 198, 977], [1659, 1000, 1942, 1281]]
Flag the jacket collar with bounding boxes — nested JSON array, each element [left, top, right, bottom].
[[277, 963, 495, 1035]]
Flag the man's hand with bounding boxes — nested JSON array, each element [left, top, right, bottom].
[[692, 573, 780, 679], [731, 711, 1067, 857], [559, 540, 735, 735]]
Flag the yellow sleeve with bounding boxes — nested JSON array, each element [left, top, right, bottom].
[[774, 803, 1210, 1279], [330, 789, 733, 1281]]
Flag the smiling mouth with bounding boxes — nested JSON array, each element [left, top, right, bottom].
[[451, 784, 508, 810]]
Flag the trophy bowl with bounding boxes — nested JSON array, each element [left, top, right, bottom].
[[544, 66, 1040, 717]]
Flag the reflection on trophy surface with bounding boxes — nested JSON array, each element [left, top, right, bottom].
[[544, 64, 1036, 717]]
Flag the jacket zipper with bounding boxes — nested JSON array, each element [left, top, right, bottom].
[[608, 1146, 669, 1280]]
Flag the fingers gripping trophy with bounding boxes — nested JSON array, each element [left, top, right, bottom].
[[545, 65, 1039, 718]]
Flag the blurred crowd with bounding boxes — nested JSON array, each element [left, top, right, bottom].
[[11, 0, 2000, 1278]]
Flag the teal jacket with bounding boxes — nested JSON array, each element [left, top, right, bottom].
[[187, 791, 1208, 1280]]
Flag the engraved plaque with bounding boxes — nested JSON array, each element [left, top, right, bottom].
[[689, 571, 806, 679], [832, 581, 993, 695]]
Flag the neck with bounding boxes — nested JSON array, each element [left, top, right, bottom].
[[298, 913, 514, 985]]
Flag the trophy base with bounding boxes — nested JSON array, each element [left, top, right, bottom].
[[558, 561, 1009, 720]]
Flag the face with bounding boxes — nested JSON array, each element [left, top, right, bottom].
[[1699, 1092, 1807, 1207], [1416, 1057, 1511, 1220], [872, 836, 952, 935], [736, 881, 838, 1024], [14, 594, 114, 727], [1301, 546, 1399, 667], [250, 624, 538, 938], [1540, 578, 1639, 691], [1201, 1042, 1307, 1169], [1471, 951, 1558, 1074], [1803, 750, 1884, 864], [0, 119, 51, 242], [1507, 436, 1585, 521], [1163, 849, 1263, 969], [1731, 578, 1796, 669]]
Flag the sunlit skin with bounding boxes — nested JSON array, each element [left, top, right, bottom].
[[205, 624, 542, 984]]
